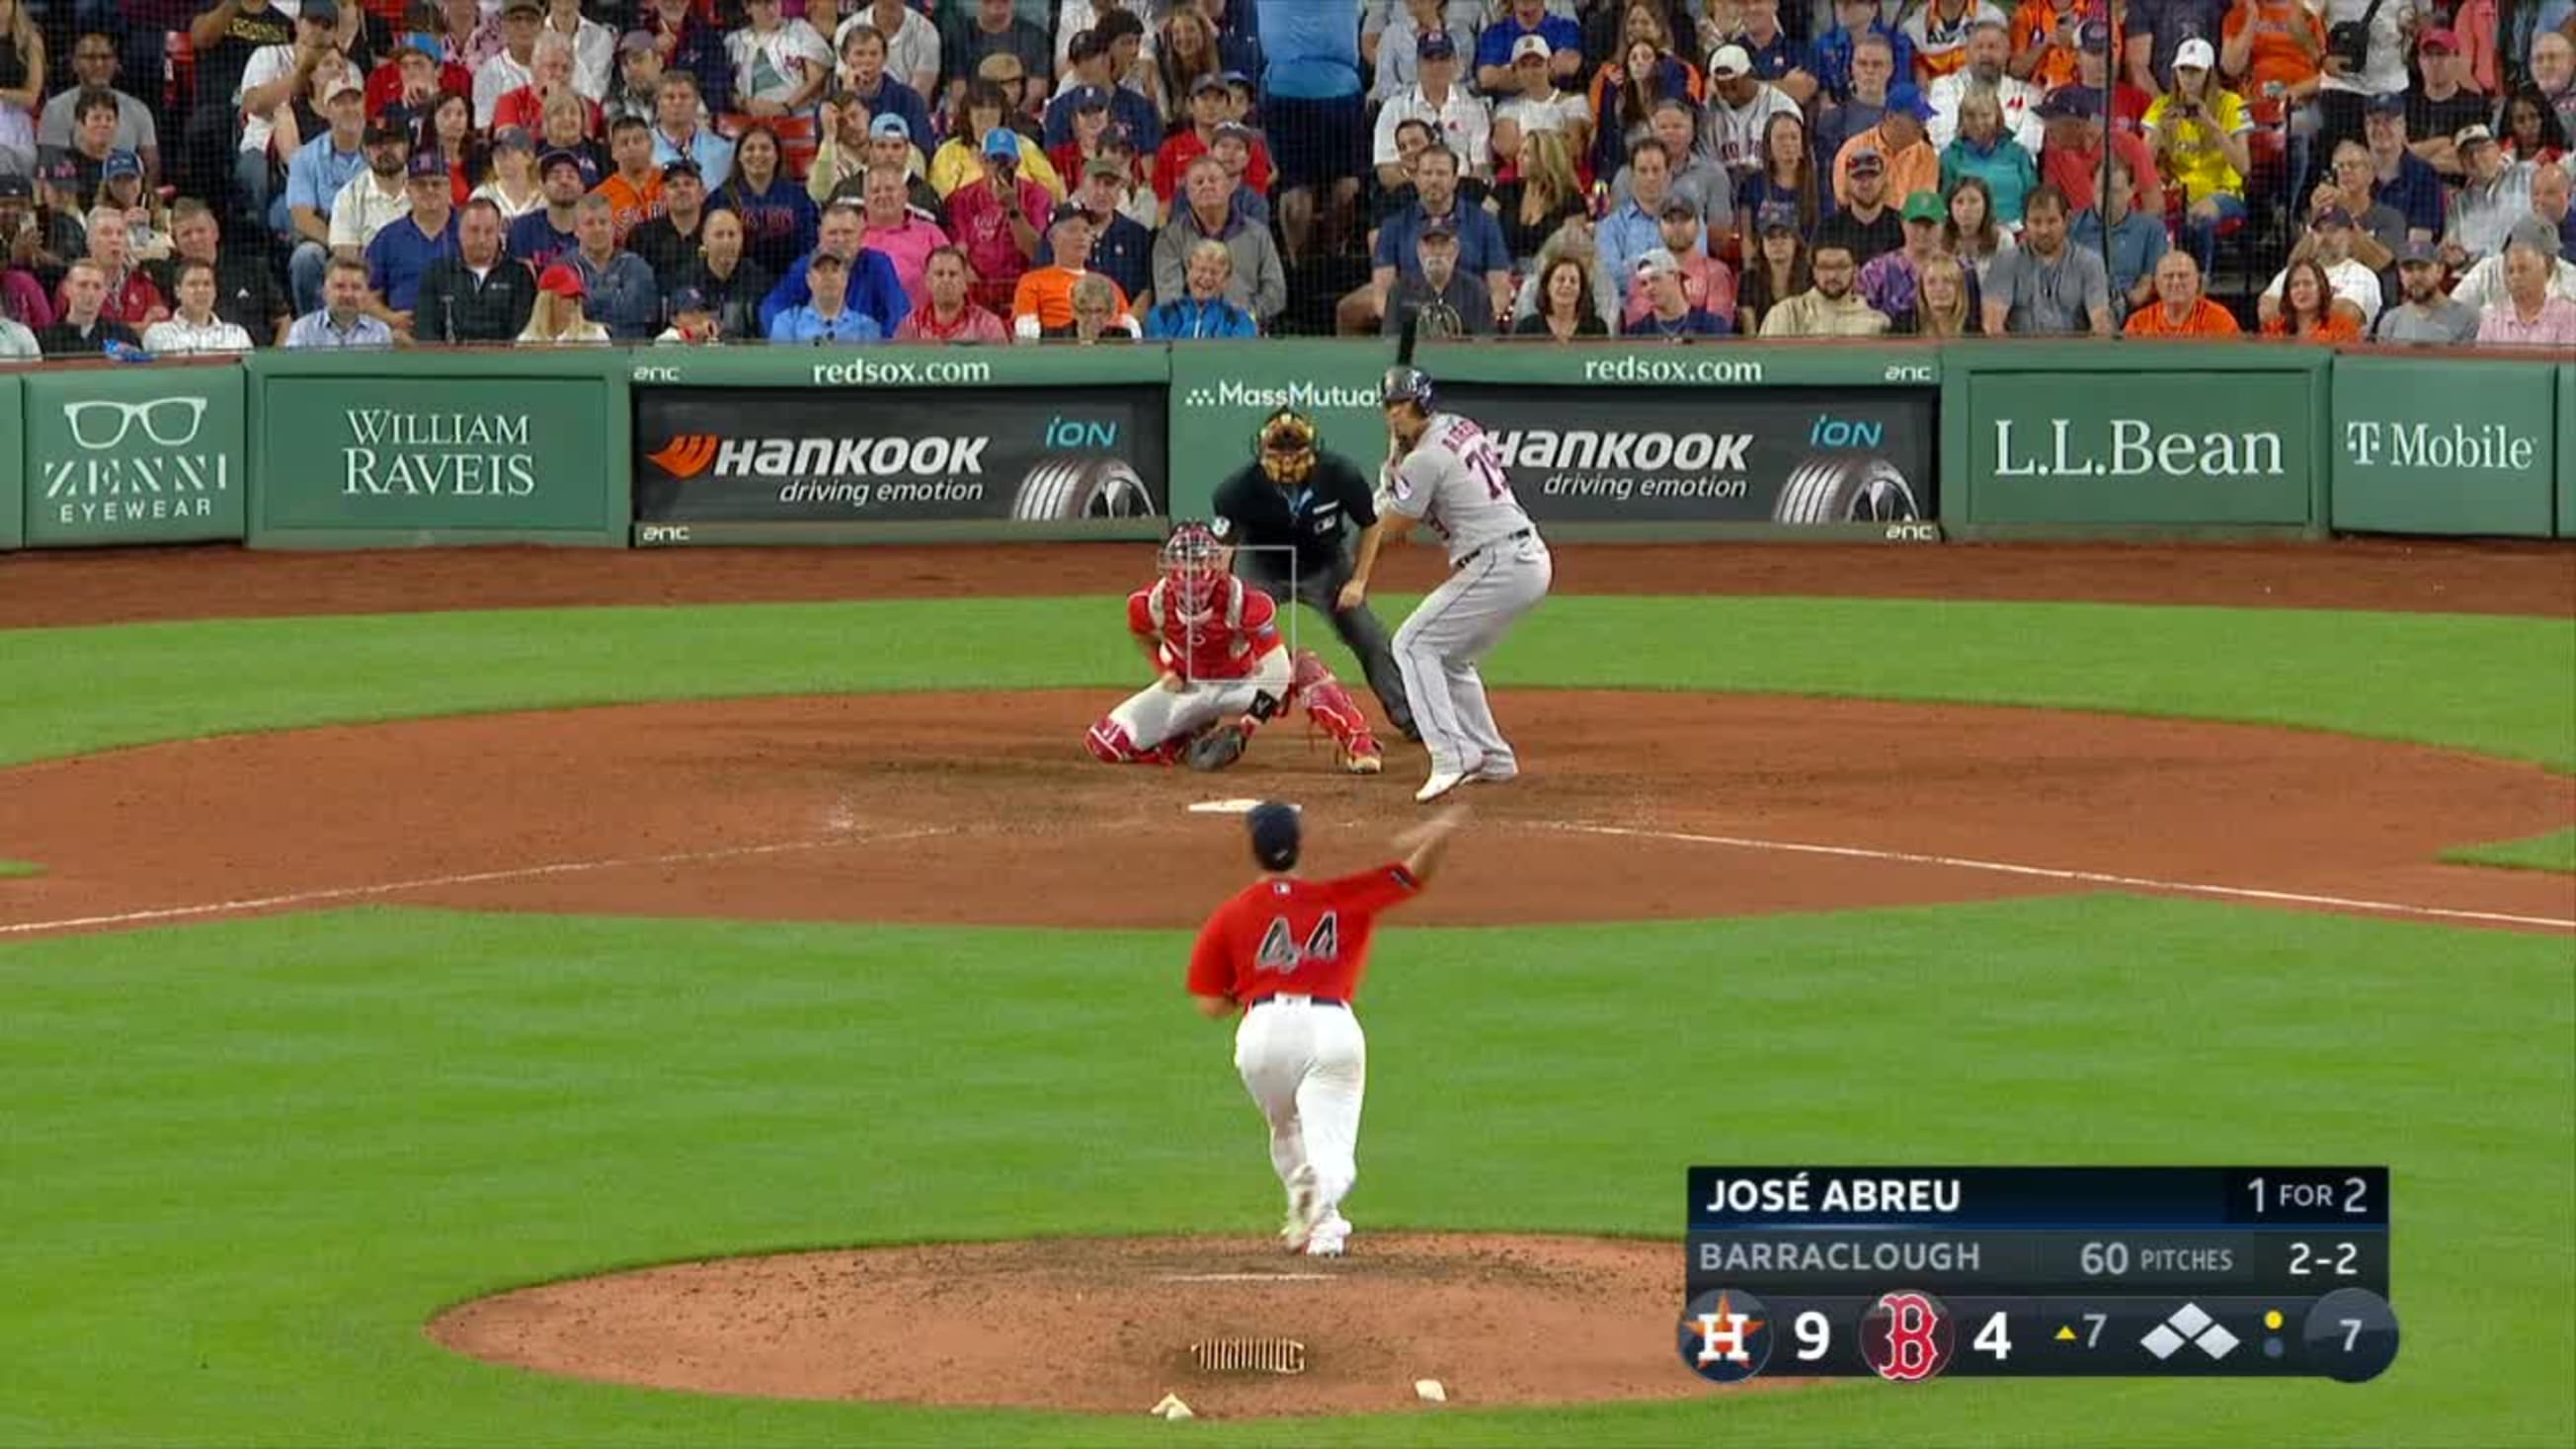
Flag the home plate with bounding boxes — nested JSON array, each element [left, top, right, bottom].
[[1187, 799, 1269, 814]]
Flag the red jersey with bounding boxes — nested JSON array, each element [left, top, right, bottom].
[[1125, 576, 1282, 683], [1188, 862, 1420, 1005]]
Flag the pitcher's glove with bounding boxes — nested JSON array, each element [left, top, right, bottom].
[[1184, 719, 1252, 771]]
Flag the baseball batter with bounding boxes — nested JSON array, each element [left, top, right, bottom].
[[1376, 365, 1554, 802], [1187, 800, 1464, 1256], [1211, 409, 1419, 744], [1084, 523, 1386, 773]]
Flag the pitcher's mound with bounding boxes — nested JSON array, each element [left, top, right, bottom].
[[429, 1234, 1776, 1417]]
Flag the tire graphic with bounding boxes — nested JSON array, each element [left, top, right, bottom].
[[1771, 455, 1924, 524], [1010, 458, 1160, 521]]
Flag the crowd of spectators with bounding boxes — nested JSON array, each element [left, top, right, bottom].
[[0, 0, 2570, 359]]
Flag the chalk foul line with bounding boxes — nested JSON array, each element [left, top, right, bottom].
[[0, 827, 950, 937], [1545, 823, 2576, 932]]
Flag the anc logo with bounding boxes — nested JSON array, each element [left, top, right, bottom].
[[647, 435, 720, 479]]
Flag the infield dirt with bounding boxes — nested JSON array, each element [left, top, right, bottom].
[[429, 1234, 1782, 1417]]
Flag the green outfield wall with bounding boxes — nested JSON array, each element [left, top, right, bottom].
[[1, 345, 2566, 550], [0, 372, 21, 552]]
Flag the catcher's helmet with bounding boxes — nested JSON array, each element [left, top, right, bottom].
[[1255, 408, 1319, 484], [1380, 364, 1435, 411], [1159, 522, 1227, 614]]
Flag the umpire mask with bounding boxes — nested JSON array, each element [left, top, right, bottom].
[[1256, 409, 1319, 485]]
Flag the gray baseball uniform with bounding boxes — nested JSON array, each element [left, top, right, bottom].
[[1382, 412, 1553, 779]]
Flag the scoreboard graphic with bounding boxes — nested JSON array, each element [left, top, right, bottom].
[[1679, 1167, 2396, 1383]]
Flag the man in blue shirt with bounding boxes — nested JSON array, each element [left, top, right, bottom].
[[1048, 158, 1154, 305], [1257, 0, 1368, 260], [282, 78, 372, 316], [2361, 96, 2446, 242], [562, 194, 662, 341], [1364, 143, 1507, 331], [365, 150, 461, 338], [1474, 0, 1582, 94], [507, 150, 589, 271], [1043, 30, 1162, 152], [1811, 0, 1915, 104], [768, 251, 883, 343], [838, 23, 935, 156], [651, 70, 737, 192], [1145, 236, 1259, 337], [760, 199, 913, 335]]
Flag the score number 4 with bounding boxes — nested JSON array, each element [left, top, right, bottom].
[[1793, 1310, 2015, 1361]]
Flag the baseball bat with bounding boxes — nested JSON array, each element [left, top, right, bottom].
[[1395, 308, 1418, 368]]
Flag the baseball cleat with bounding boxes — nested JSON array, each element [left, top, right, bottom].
[[1469, 761, 1517, 783], [1303, 1236, 1346, 1258], [1341, 742, 1384, 774], [1280, 1167, 1322, 1253], [1414, 768, 1469, 802]]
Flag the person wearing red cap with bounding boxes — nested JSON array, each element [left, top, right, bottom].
[[518, 260, 609, 343], [2404, 28, 2493, 178]]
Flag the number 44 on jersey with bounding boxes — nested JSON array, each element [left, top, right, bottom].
[[1255, 912, 1339, 973]]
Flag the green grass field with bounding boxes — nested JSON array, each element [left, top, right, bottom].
[[2, 593, 2571, 1447], [2445, 828, 2576, 875]]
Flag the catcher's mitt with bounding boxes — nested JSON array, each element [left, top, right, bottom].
[[1184, 720, 1251, 771]]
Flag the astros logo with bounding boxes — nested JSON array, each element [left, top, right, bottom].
[[1677, 1287, 1774, 1384], [647, 436, 720, 480]]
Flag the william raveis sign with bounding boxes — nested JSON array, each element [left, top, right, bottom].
[[338, 409, 539, 496]]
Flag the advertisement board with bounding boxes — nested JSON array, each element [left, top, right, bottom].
[[0, 371, 21, 550], [1954, 349, 2324, 528], [21, 362, 245, 546], [2332, 355, 2558, 536], [1441, 382, 1937, 527], [632, 384, 1168, 541]]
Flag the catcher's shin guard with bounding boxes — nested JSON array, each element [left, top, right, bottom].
[[1086, 718, 1186, 765], [1289, 650, 1382, 773]]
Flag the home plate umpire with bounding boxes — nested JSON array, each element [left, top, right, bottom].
[[1209, 408, 1420, 743]]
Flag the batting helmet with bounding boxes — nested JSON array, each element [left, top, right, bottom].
[[1380, 364, 1435, 411], [1255, 408, 1319, 484]]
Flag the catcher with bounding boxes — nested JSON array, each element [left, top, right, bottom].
[[1085, 523, 1386, 774]]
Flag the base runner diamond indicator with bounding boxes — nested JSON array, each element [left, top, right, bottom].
[[2142, 1303, 2237, 1363]]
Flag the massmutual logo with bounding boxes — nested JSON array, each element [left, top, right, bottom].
[[1180, 379, 1380, 411], [339, 409, 538, 497], [2342, 419, 2538, 471], [43, 396, 232, 524], [1991, 416, 2286, 479]]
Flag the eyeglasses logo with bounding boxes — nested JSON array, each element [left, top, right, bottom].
[[64, 397, 207, 451]]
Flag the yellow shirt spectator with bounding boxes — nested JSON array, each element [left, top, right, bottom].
[[2143, 87, 2250, 203], [929, 133, 1067, 203]]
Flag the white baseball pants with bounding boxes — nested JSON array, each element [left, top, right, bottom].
[[1108, 647, 1293, 749], [1233, 996, 1367, 1242], [1395, 533, 1554, 777]]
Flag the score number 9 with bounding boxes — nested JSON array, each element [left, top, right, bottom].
[[1793, 1310, 2014, 1362]]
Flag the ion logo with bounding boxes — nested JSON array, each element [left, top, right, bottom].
[[1044, 415, 1120, 449], [1809, 416, 1885, 449]]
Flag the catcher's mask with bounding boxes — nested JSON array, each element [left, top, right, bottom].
[[1255, 408, 1319, 485], [1159, 523, 1227, 615]]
